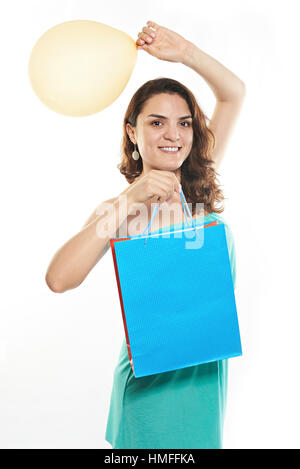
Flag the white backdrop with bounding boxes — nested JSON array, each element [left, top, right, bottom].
[[1, 0, 299, 449]]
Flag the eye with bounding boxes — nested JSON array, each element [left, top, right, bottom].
[[151, 121, 191, 127]]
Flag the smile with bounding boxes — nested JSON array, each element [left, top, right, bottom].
[[158, 147, 181, 153]]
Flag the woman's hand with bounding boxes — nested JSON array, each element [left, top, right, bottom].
[[136, 21, 191, 63], [126, 170, 181, 207]]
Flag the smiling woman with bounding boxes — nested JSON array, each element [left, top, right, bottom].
[[45, 19, 245, 450], [103, 77, 237, 450], [120, 77, 225, 216], [103, 19, 245, 449]]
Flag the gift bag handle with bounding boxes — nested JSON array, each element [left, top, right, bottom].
[[142, 186, 200, 245]]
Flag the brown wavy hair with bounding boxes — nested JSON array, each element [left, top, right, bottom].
[[117, 77, 225, 215]]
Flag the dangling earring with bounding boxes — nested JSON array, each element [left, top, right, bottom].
[[132, 144, 140, 160]]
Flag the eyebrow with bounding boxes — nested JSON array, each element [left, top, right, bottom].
[[146, 114, 192, 120]]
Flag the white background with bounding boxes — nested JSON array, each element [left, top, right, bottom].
[[1, 0, 299, 449]]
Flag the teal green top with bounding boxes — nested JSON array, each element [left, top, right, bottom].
[[105, 212, 236, 449]]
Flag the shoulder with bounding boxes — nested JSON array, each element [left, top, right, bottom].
[[81, 197, 117, 231], [209, 212, 237, 288], [208, 212, 235, 250]]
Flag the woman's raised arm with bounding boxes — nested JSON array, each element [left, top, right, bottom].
[[137, 20, 246, 170]]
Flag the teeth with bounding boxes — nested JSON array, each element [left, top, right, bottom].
[[160, 147, 180, 152]]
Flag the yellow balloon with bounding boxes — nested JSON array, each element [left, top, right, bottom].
[[28, 20, 137, 117]]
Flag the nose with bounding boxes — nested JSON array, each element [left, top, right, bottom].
[[163, 124, 181, 142]]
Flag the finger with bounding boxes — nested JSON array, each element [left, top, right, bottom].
[[154, 186, 169, 204], [150, 177, 176, 201], [149, 182, 170, 204], [151, 171, 178, 191], [142, 26, 156, 38], [137, 31, 153, 43], [172, 175, 181, 193], [136, 33, 145, 45], [158, 172, 181, 193], [146, 20, 159, 31], [166, 173, 181, 193]]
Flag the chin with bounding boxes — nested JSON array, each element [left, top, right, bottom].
[[164, 160, 184, 169]]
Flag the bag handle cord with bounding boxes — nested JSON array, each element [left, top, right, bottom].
[[142, 186, 201, 245]]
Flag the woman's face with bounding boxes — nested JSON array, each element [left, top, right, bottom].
[[127, 93, 193, 174]]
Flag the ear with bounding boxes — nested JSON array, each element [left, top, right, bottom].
[[126, 123, 136, 144]]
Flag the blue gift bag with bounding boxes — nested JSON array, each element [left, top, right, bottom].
[[110, 188, 242, 378]]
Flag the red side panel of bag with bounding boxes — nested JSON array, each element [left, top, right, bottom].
[[110, 237, 136, 374]]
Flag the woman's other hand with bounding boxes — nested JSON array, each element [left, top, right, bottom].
[[136, 21, 191, 63]]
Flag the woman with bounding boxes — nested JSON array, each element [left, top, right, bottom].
[[45, 21, 246, 448]]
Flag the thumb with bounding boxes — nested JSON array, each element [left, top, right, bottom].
[[141, 42, 151, 49]]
